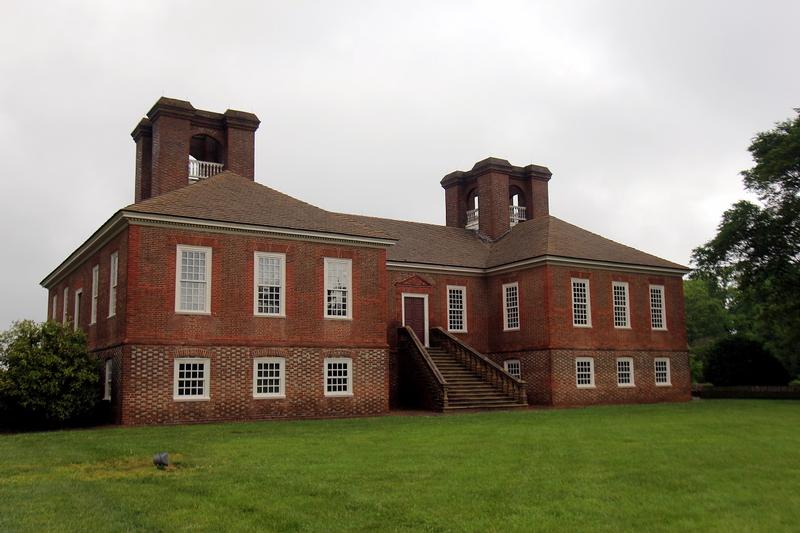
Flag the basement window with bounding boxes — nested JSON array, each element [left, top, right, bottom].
[[617, 357, 635, 387], [654, 358, 671, 386], [504, 359, 521, 379], [447, 286, 467, 332], [173, 358, 211, 400], [571, 278, 591, 327], [253, 357, 285, 398], [324, 357, 352, 396], [576, 357, 595, 388]]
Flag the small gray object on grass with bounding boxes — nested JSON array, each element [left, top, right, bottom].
[[153, 452, 169, 469]]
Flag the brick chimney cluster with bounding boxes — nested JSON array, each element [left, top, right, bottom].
[[131, 97, 260, 202], [441, 157, 551, 240]]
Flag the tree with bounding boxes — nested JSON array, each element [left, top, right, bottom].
[[683, 277, 733, 381], [692, 112, 800, 375], [0, 320, 99, 426], [704, 336, 790, 386]]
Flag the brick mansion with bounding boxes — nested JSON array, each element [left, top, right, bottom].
[[41, 98, 690, 425]]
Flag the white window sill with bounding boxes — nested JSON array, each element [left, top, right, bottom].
[[324, 392, 354, 397], [503, 327, 520, 332], [656, 383, 672, 387], [577, 385, 596, 389], [175, 310, 212, 316], [324, 316, 352, 321], [652, 327, 668, 331], [614, 326, 632, 330], [253, 394, 286, 400], [618, 383, 636, 388], [448, 329, 468, 334], [254, 313, 286, 318], [173, 396, 211, 402], [573, 324, 592, 328]]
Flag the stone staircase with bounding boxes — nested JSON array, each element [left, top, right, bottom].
[[427, 344, 528, 411]]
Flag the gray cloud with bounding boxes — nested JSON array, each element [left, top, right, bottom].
[[1, 0, 797, 329]]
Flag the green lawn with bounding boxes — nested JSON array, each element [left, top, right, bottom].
[[1, 400, 798, 532]]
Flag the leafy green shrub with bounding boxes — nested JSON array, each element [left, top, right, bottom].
[[703, 335, 790, 386], [0, 320, 99, 427]]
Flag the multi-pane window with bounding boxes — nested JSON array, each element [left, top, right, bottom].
[[572, 278, 591, 327], [173, 358, 210, 400], [612, 281, 630, 328], [324, 258, 352, 319], [254, 253, 286, 316], [51, 295, 57, 321], [447, 286, 467, 332], [73, 289, 82, 331], [503, 282, 520, 331], [103, 359, 113, 401], [617, 357, 634, 387], [654, 358, 671, 386], [576, 357, 595, 388], [504, 359, 522, 379], [650, 285, 666, 330], [62, 287, 69, 323], [253, 357, 285, 398], [324, 357, 352, 396], [108, 251, 118, 317], [176, 245, 212, 314], [91, 265, 99, 325]]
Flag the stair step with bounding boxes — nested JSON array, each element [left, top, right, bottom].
[[443, 403, 527, 411]]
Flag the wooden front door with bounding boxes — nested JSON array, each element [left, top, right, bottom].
[[402, 295, 428, 346]]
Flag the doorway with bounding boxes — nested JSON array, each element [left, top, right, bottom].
[[401, 293, 429, 346]]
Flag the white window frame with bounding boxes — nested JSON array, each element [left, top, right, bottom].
[[73, 289, 82, 330], [253, 252, 286, 317], [616, 357, 635, 387], [654, 358, 672, 386], [612, 281, 630, 329], [324, 258, 352, 320], [103, 359, 113, 401], [446, 285, 468, 333], [252, 357, 286, 398], [571, 278, 592, 328], [502, 282, 520, 331], [62, 287, 69, 323], [175, 245, 212, 315], [173, 357, 211, 401], [324, 357, 353, 397], [90, 265, 99, 325], [504, 359, 522, 379], [108, 251, 118, 318], [51, 294, 57, 321], [575, 357, 595, 388], [650, 284, 667, 330]]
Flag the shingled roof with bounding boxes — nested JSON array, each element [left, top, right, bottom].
[[124, 171, 687, 272], [124, 171, 394, 241]]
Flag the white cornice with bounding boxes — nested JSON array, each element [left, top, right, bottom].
[[41, 211, 396, 288], [387, 255, 689, 277]]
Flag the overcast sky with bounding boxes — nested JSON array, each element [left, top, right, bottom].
[[1, 0, 798, 330]]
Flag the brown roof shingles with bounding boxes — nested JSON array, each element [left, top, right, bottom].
[[126, 171, 687, 271], [124, 171, 394, 241]]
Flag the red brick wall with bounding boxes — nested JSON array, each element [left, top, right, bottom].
[[226, 126, 255, 179], [478, 170, 511, 239], [48, 228, 129, 351], [549, 349, 691, 406], [126, 225, 388, 349], [121, 345, 389, 425], [545, 265, 687, 351], [486, 266, 550, 353]]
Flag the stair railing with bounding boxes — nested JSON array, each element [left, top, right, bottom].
[[431, 327, 527, 404], [398, 326, 449, 410]]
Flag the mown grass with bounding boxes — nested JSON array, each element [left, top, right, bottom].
[[1, 400, 798, 532]]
